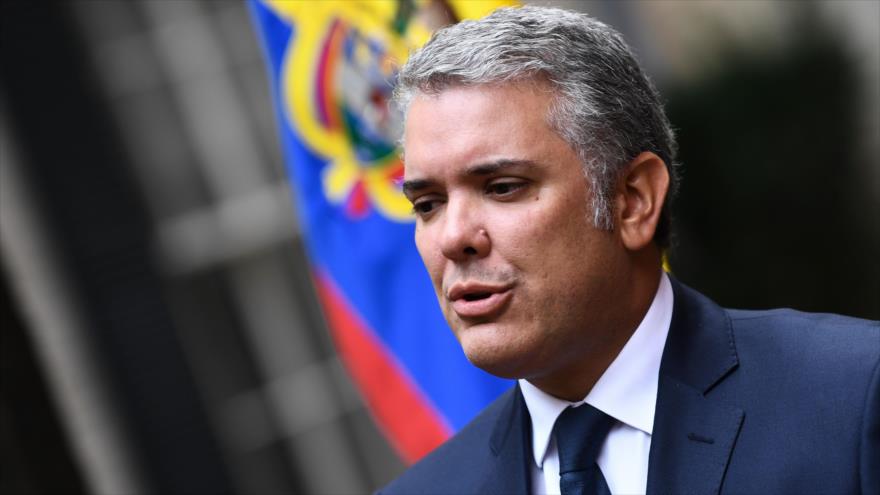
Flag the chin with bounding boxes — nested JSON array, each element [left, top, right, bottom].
[[457, 323, 534, 379]]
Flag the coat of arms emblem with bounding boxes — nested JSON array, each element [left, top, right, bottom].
[[268, 0, 454, 221]]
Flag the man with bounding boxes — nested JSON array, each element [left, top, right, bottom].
[[381, 6, 879, 494]]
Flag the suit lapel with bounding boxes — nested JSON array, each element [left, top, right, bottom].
[[477, 385, 532, 495], [647, 279, 744, 495], [648, 375, 744, 494]]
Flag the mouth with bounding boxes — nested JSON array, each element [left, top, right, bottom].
[[447, 282, 514, 319], [463, 292, 492, 302]]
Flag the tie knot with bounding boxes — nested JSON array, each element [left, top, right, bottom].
[[554, 404, 616, 474]]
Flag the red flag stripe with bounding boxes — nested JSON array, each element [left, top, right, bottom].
[[312, 270, 451, 463]]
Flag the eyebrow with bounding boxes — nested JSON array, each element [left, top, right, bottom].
[[465, 158, 539, 175], [402, 158, 539, 198], [401, 178, 435, 198]]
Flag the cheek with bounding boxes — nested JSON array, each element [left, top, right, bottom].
[[499, 200, 587, 260], [415, 229, 443, 282]]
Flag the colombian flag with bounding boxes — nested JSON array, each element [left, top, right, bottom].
[[249, 0, 516, 463]]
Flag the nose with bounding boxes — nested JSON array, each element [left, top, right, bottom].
[[439, 196, 490, 261]]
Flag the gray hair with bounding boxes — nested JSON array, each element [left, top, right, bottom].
[[393, 6, 678, 247]]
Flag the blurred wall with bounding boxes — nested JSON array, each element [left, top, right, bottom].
[[1, 1, 877, 494]]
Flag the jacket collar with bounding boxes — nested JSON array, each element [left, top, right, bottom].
[[661, 278, 739, 394], [647, 278, 744, 495]]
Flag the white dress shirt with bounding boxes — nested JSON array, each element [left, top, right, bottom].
[[519, 273, 673, 495]]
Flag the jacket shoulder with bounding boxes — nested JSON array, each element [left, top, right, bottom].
[[718, 305, 879, 430], [726, 307, 879, 367], [727, 306, 878, 330], [722, 306, 879, 400], [717, 307, 880, 492], [378, 387, 517, 495]]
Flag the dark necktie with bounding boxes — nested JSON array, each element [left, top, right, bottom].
[[554, 404, 616, 495]]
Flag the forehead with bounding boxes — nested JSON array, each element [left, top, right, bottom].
[[402, 83, 567, 180]]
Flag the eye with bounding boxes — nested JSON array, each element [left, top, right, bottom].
[[486, 180, 526, 198], [411, 197, 444, 218]]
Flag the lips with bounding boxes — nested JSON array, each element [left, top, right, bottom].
[[447, 282, 514, 319]]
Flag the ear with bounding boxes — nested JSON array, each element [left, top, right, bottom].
[[615, 152, 670, 251]]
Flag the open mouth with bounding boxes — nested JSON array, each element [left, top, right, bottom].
[[450, 287, 513, 319], [462, 292, 492, 302], [446, 281, 515, 319]]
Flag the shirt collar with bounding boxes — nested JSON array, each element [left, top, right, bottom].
[[518, 272, 674, 468]]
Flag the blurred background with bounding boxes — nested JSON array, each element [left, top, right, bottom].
[[1, 0, 877, 494]]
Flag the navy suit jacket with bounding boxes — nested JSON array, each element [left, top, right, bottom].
[[380, 279, 880, 494]]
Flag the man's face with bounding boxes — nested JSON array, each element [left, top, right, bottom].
[[403, 83, 629, 382]]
